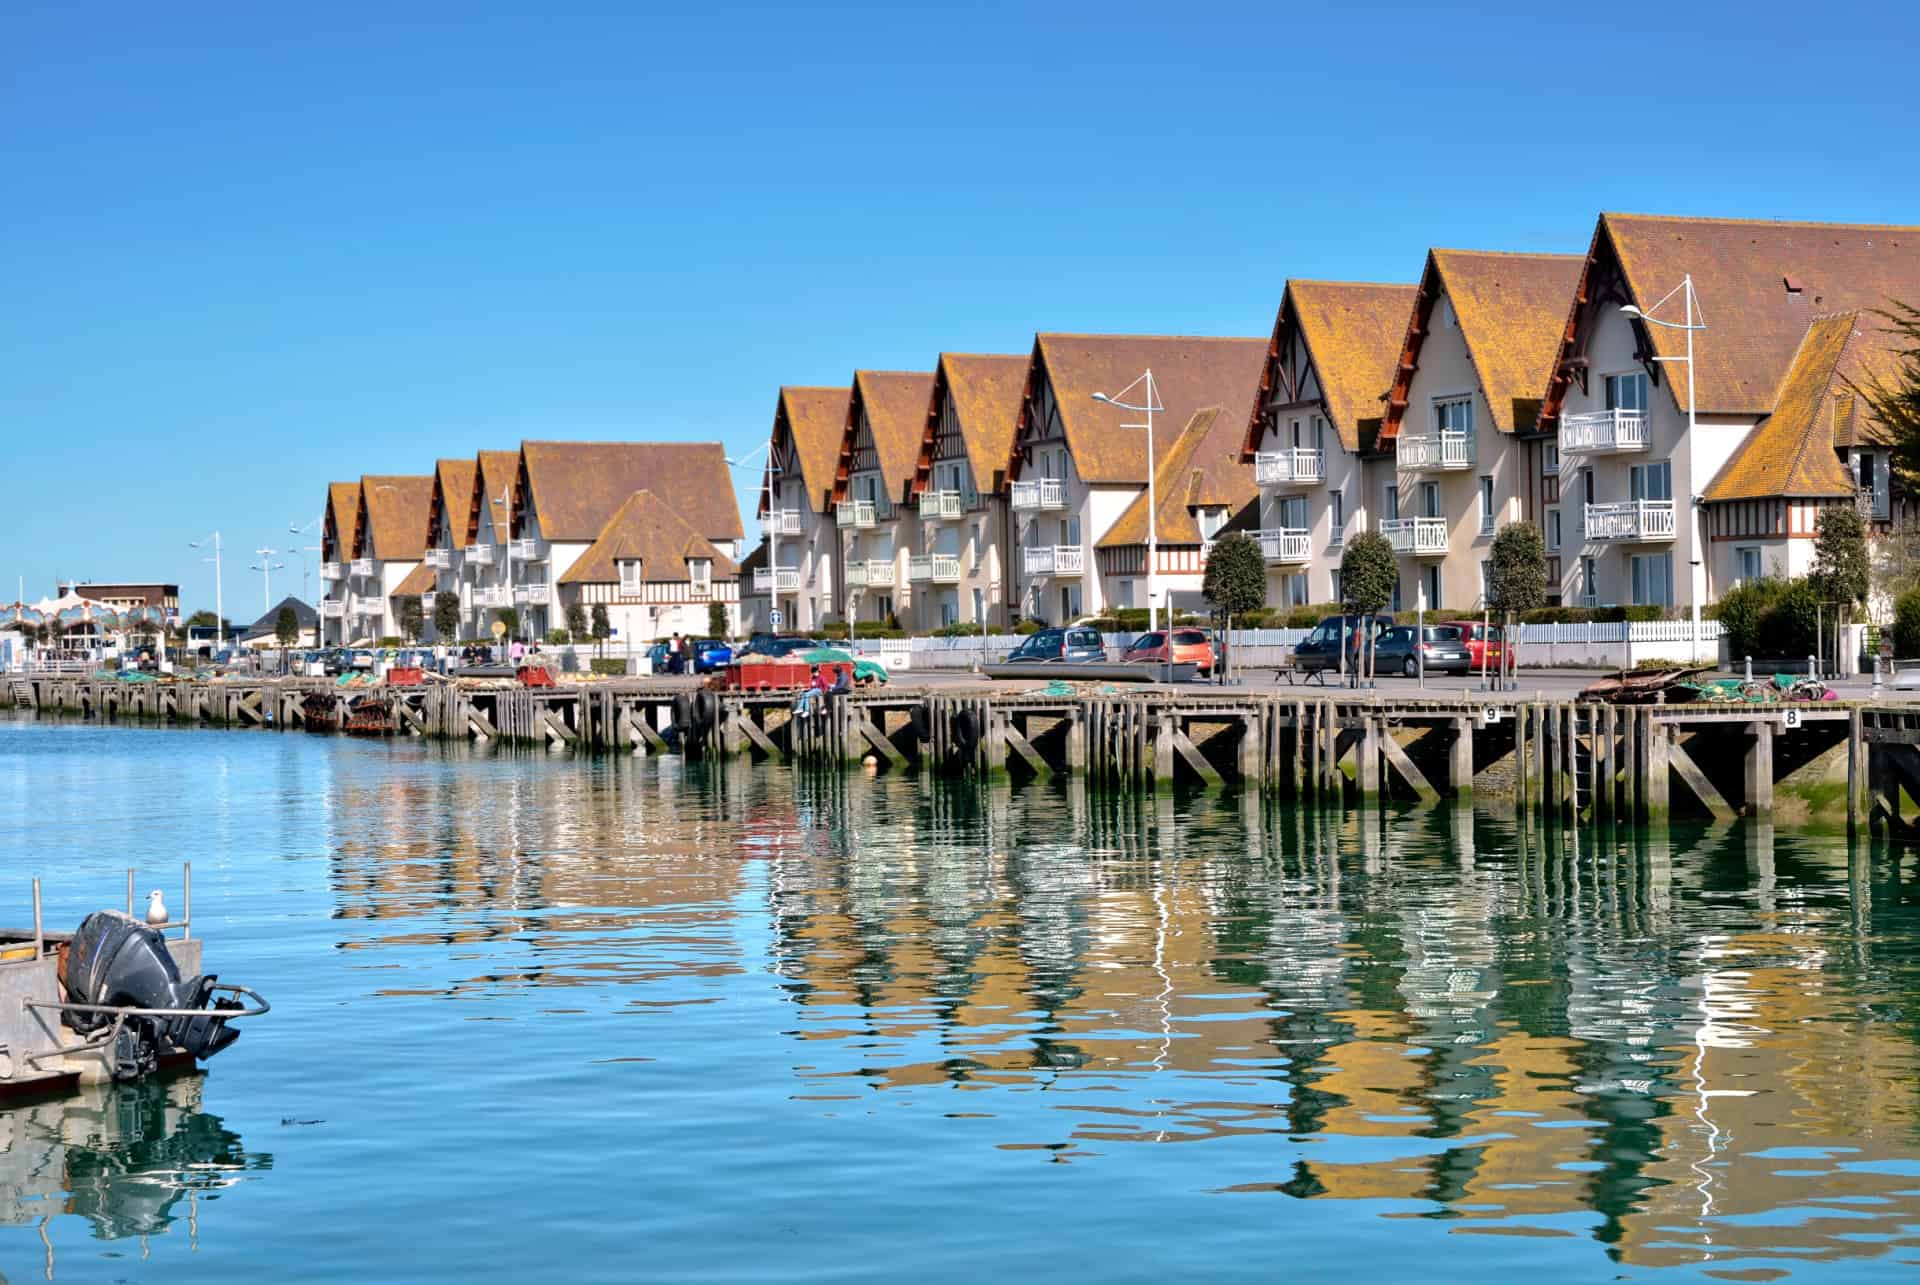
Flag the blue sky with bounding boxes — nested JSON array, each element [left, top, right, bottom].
[[4, 0, 1916, 618]]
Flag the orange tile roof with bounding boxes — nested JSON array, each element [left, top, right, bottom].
[[518, 442, 743, 544], [471, 450, 519, 544], [428, 457, 478, 549], [354, 475, 434, 561], [1009, 334, 1268, 485], [323, 482, 360, 562], [390, 562, 438, 597], [765, 386, 849, 515], [913, 353, 1029, 495], [557, 490, 739, 585], [834, 371, 935, 504], [1098, 407, 1260, 547], [1243, 281, 1417, 458], [1703, 313, 1867, 502], [1384, 250, 1584, 439]]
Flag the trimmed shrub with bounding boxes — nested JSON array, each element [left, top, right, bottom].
[[1715, 578, 1790, 658], [589, 658, 627, 676], [1895, 588, 1920, 657], [546, 629, 571, 645], [1014, 619, 1043, 635], [931, 622, 984, 637]]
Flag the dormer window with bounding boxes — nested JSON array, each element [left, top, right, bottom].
[[618, 559, 643, 595], [1196, 507, 1228, 541], [689, 558, 712, 597]]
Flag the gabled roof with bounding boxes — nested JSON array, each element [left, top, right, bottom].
[[240, 595, 318, 640], [1242, 281, 1417, 457], [518, 442, 743, 544], [558, 490, 740, 585], [833, 371, 935, 504], [1383, 250, 1584, 439], [763, 387, 848, 516], [913, 353, 1029, 495], [354, 475, 433, 561], [324, 482, 360, 561], [428, 457, 478, 549], [390, 562, 438, 597], [1703, 313, 1870, 502], [1098, 408, 1259, 548], [470, 450, 519, 544], [1009, 335, 1268, 484]]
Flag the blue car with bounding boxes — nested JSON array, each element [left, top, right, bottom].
[[692, 639, 732, 673]]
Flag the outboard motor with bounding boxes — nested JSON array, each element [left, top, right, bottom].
[[63, 911, 243, 1080]]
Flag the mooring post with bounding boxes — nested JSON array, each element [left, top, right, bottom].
[[1154, 710, 1175, 787], [1848, 706, 1867, 835], [1450, 716, 1472, 798], [1747, 717, 1775, 818], [1647, 717, 1670, 824]]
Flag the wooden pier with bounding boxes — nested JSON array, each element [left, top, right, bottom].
[[7, 674, 1919, 836]]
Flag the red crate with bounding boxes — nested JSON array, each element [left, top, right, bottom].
[[727, 660, 810, 690], [386, 666, 425, 687], [517, 665, 556, 688]]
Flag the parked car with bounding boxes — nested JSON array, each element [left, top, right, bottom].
[[1290, 614, 1395, 675], [692, 639, 733, 673], [1373, 624, 1473, 676], [1122, 628, 1216, 677], [1005, 627, 1106, 664], [1451, 621, 1514, 673], [749, 635, 831, 659]]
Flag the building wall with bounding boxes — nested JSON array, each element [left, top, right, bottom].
[[912, 444, 1009, 632], [560, 581, 740, 644], [1255, 412, 1366, 605]]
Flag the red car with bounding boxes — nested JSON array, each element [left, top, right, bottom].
[[1453, 622, 1515, 672], [1123, 628, 1216, 677]]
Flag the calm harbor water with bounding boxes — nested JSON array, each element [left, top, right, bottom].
[[3, 717, 1920, 1281]]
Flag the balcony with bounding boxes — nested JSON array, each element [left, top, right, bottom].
[[762, 509, 803, 536], [509, 538, 540, 560], [861, 559, 896, 588], [1561, 408, 1650, 455], [473, 586, 511, 609], [464, 543, 495, 565], [1380, 517, 1449, 556], [836, 499, 878, 529], [1395, 431, 1474, 471], [909, 554, 962, 583], [1584, 499, 1676, 542], [1023, 544, 1086, 576], [320, 600, 346, 619], [1254, 528, 1312, 564], [351, 558, 375, 576], [1253, 448, 1325, 487], [425, 548, 453, 570], [844, 562, 867, 588], [918, 490, 964, 521], [352, 600, 383, 618], [753, 567, 801, 593], [513, 583, 551, 604], [321, 562, 344, 581], [1011, 478, 1067, 511]]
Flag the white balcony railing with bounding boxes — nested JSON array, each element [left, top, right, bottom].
[[351, 558, 375, 576], [862, 559, 896, 588], [513, 583, 551, 604], [1010, 478, 1067, 511], [352, 600, 383, 618], [509, 539, 540, 560], [843, 563, 867, 588], [836, 499, 878, 529], [1395, 431, 1474, 471], [909, 554, 962, 583], [918, 490, 964, 520], [465, 543, 495, 565], [473, 586, 511, 609], [762, 509, 803, 536], [321, 561, 345, 581], [1023, 544, 1086, 576], [1584, 499, 1676, 542], [320, 600, 346, 619], [1254, 527, 1312, 564], [1380, 517, 1449, 555], [1253, 448, 1325, 487], [425, 548, 453, 570], [753, 567, 801, 593], [1561, 409, 1650, 456]]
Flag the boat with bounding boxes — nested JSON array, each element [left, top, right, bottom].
[[0, 865, 268, 1101]]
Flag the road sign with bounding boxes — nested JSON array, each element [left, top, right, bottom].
[[769, 609, 784, 627]]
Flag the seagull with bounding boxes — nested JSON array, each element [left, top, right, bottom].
[[146, 890, 169, 926]]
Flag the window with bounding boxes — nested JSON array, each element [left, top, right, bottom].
[[1197, 507, 1227, 540], [1434, 397, 1473, 435], [1329, 569, 1342, 604], [1629, 461, 1673, 502], [1282, 573, 1308, 607], [1605, 371, 1649, 412], [1115, 579, 1134, 609], [972, 587, 984, 622], [1479, 560, 1490, 604], [1064, 516, 1081, 546], [688, 558, 712, 597], [1420, 565, 1440, 610], [1855, 450, 1891, 520], [1582, 556, 1598, 604], [1277, 496, 1308, 529], [1478, 475, 1495, 533], [1546, 506, 1562, 551], [1313, 416, 1327, 454], [1290, 417, 1302, 447], [618, 559, 643, 595], [1735, 546, 1762, 585], [1384, 485, 1399, 521], [1420, 482, 1440, 519], [1330, 489, 1345, 538], [1543, 444, 1560, 476], [1630, 552, 1674, 607]]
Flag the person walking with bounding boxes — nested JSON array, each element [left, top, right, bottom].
[[668, 632, 685, 675]]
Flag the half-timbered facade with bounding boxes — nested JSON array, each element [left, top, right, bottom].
[[1004, 334, 1267, 624], [347, 474, 433, 642], [905, 353, 1028, 630], [831, 370, 934, 625], [1095, 408, 1259, 614], [318, 481, 360, 646], [1242, 281, 1417, 607], [556, 490, 740, 643], [1542, 213, 1920, 610], [752, 387, 848, 633], [420, 457, 478, 642], [1381, 250, 1584, 612]]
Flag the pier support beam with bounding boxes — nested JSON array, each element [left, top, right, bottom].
[[1745, 720, 1775, 819]]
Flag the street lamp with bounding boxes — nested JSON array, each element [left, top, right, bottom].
[[249, 548, 286, 612], [728, 444, 776, 635], [1621, 275, 1707, 662], [288, 516, 323, 603], [188, 531, 225, 649], [1094, 371, 1165, 676]]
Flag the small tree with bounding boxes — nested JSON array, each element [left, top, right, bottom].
[[1340, 530, 1397, 682], [1811, 504, 1870, 666], [590, 603, 611, 658], [1486, 522, 1547, 689], [274, 605, 299, 670], [566, 602, 588, 642], [398, 596, 424, 644], [433, 591, 461, 644], [1201, 532, 1265, 681], [495, 606, 520, 640], [707, 599, 728, 640]]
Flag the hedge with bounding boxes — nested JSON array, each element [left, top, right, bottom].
[[1516, 604, 1670, 625], [1716, 576, 1819, 658], [589, 658, 628, 676], [1894, 588, 1920, 658]]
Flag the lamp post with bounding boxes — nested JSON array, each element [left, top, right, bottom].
[[1093, 368, 1165, 648], [1621, 275, 1707, 663], [189, 531, 225, 649], [250, 548, 286, 612], [729, 443, 773, 634], [288, 516, 323, 604]]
